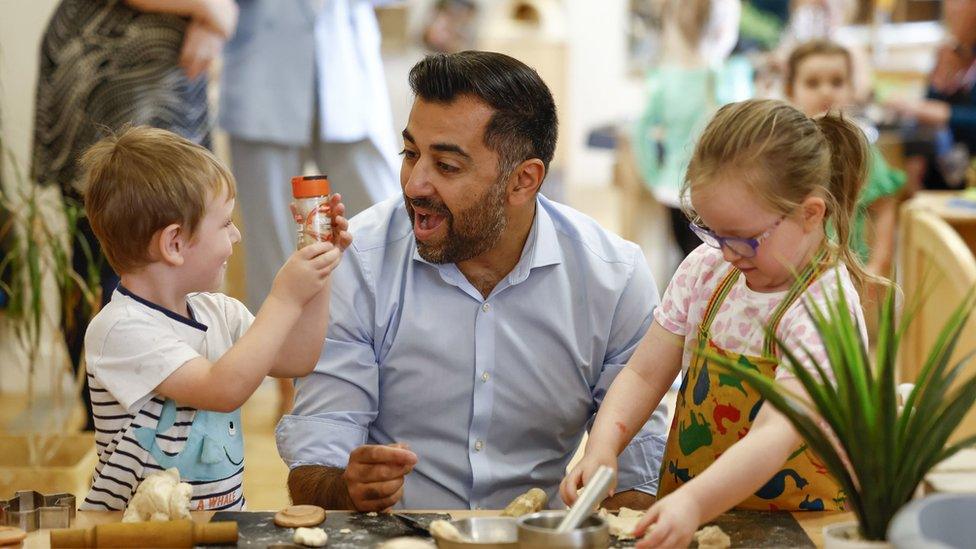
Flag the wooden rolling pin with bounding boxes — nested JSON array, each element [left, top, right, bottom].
[[50, 519, 237, 548]]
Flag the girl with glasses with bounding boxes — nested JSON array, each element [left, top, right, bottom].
[[562, 99, 871, 548]]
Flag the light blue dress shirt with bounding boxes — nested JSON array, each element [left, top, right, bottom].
[[276, 195, 669, 509]]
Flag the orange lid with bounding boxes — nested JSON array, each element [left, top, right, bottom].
[[291, 175, 330, 198]]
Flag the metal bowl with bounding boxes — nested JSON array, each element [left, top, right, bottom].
[[516, 510, 610, 549], [432, 516, 519, 549]]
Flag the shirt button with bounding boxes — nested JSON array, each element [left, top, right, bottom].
[[474, 440, 484, 452], [481, 372, 490, 383], [482, 302, 491, 312]]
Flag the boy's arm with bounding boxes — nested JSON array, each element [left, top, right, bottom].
[[155, 242, 338, 412], [271, 197, 351, 378], [155, 295, 302, 412], [269, 280, 331, 378]]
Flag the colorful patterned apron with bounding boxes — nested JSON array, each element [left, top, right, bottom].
[[657, 257, 846, 511]]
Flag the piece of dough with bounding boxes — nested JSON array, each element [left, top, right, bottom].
[[0, 526, 27, 546], [598, 507, 645, 540], [274, 504, 327, 527], [500, 487, 548, 517], [694, 525, 731, 549], [428, 519, 466, 542], [377, 538, 435, 549], [122, 467, 193, 523], [293, 527, 328, 547]]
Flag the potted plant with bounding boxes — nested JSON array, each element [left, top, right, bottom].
[[0, 143, 102, 497], [711, 275, 976, 548]]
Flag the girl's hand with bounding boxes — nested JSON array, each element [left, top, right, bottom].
[[634, 492, 702, 549], [559, 452, 617, 506]]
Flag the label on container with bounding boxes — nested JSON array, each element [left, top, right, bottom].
[[296, 197, 333, 248]]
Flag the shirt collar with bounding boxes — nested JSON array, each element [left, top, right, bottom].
[[411, 196, 564, 279], [117, 285, 208, 332]]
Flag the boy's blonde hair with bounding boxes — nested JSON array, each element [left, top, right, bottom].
[[785, 40, 853, 98], [80, 126, 236, 274], [682, 99, 870, 290]]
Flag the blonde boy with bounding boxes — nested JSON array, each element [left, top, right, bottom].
[[79, 126, 346, 511]]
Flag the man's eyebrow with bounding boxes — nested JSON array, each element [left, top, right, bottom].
[[431, 143, 472, 160], [401, 129, 472, 161]]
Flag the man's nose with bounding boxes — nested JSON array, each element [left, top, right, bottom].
[[402, 163, 434, 198]]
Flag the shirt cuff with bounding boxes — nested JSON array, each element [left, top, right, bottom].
[[275, 413, 370, 469], [615, 432, 667, 496]]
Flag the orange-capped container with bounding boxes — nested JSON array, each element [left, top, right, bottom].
[[291, 175, 333, 247]]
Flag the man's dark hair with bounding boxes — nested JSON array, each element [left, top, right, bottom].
[[408, 50, 558, 177]]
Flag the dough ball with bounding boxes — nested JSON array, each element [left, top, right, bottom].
[[694, 525, 731, 549], [122, 467, 192, 523], [293, 527, 328, 547], [377, 538, 435, 549]]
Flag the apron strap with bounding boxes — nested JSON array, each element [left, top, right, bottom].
[[696, 248, 830, 357], [697, 266, 740, 343], [761, 248, 830, 358]]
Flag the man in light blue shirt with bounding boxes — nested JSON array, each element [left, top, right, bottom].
[[278, 51, 669, 511]]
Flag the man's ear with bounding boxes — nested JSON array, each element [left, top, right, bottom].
[[154, 223, 187, 266], [801, 195, 827, 232], [508, 159, 546, 206]]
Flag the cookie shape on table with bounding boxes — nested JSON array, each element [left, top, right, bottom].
[[274, 505, 327, 528], [0, 526, 27, 546]]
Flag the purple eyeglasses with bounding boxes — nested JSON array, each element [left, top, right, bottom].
[[688, 215, 786, 258]]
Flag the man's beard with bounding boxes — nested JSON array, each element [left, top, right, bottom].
[[405, 175, 508, 264]]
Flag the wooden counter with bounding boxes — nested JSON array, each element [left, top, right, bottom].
[[23, 509, 852, 548]]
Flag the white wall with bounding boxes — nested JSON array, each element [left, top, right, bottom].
[[0, 0, 60, 185], [565, 0, 645, 188]]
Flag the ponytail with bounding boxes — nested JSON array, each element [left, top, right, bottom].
[[815, 113, 872, 291]]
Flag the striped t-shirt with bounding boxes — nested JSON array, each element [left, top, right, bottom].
[[81, 287, 254, 511]]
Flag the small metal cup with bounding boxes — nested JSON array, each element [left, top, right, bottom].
[[516, 511, 610, 549], [433, 517, 518, 549]]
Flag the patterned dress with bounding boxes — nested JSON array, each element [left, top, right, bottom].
[[31, 0, 211, 200]]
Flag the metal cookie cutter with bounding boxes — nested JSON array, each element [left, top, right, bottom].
[[0, 491, 75, 531]]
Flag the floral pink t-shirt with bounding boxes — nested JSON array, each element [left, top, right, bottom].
[[654, 245, 866, 380]]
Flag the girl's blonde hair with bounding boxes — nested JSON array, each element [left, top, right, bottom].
[[682, 99, 871, 290]]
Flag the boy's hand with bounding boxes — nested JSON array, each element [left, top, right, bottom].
[[559, 451, 618, 506], [634, 492, 702, 548], [271, 242, 341, 307]]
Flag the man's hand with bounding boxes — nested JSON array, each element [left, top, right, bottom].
[[343, 443, 418, 511]]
